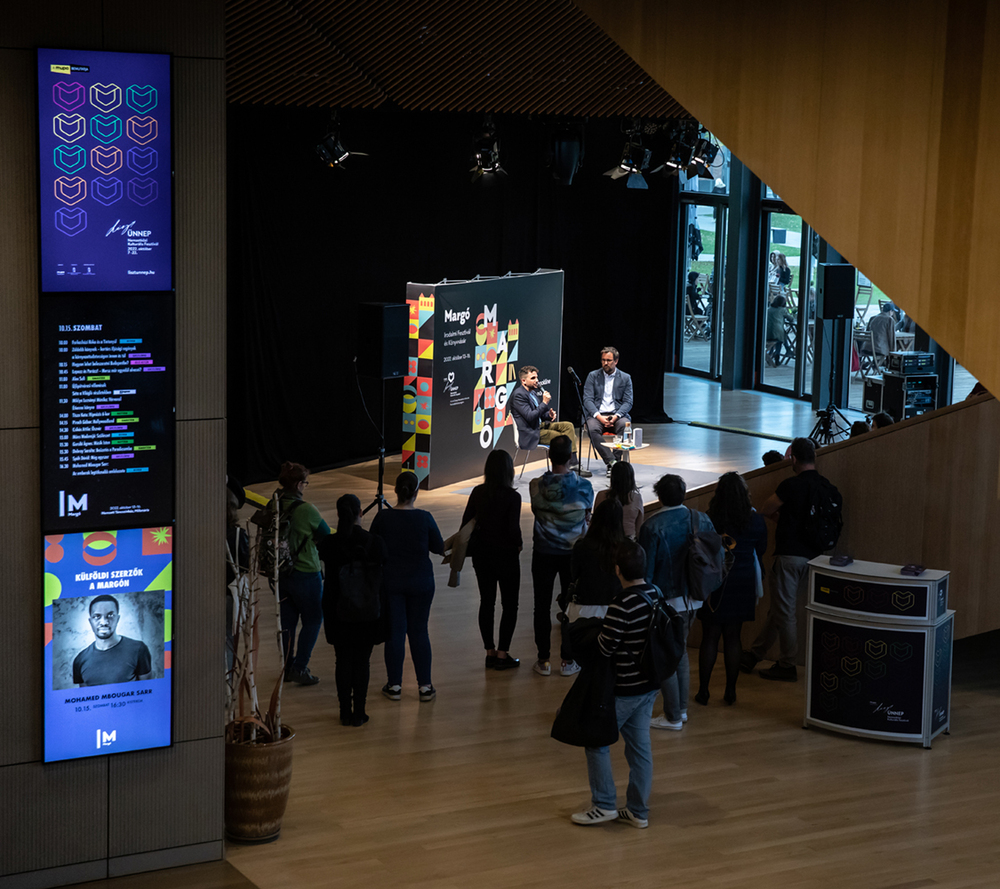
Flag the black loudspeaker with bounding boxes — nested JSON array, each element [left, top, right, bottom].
[[356, 302, 408, 379], [817, 263, 855, 320]]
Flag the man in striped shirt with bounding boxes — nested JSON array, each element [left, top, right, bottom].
[[572, 540, 660, 830]]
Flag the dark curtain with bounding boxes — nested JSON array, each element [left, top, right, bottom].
[[228, 103, 677, 483]]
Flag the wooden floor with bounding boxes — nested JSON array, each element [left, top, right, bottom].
[[81, 377, 1000, 888]]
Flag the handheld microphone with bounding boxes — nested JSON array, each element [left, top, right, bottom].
[[567, 366, 582, 383]]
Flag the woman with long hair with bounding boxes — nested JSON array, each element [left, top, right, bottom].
[[567, 499, 625, 621], [697, 472, 768, 705], [462, 449, 522, 669], [593, 461, 643, 539], [274, 461, 331, 686], [318, 494, 387, 726], [370, 471, 445, 702]]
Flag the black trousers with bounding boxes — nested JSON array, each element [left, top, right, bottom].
[[531, 550, 572, 662], [473, 549, 520, 652], [333, 632, 375, 716]]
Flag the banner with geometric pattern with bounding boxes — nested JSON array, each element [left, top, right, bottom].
[[403, 270, 563, 488]]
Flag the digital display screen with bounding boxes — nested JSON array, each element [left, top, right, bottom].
[[37, 48, 172, 292], [40, 292, 175, 532], [44, 526, 172, 762]]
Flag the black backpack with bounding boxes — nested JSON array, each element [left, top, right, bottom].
[[629, 585, 687, 685], [336, 543, 383, 623], [684, 508, 731, 602], [804, 476, 844, 553], [251, 497, 305, 580]]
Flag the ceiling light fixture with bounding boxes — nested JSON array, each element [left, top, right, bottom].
[[470, 115, 507, 184], [604, 119, 651, 189], [315, 111, 368, 169]]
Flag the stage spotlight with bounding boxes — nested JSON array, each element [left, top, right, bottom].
[[470, 115, 507, 184], [550, 121, 585, 185], [315, 112, 368, 169], [690, 137, 720, 177], [604, 140, 651, 189]]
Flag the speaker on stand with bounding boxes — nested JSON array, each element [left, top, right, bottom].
[[355, 302, 409, 514], [810, 264, 855, 444]]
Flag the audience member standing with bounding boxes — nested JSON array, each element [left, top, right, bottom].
[[741, 437, 834, 681], [696, 473, 768, 705], [462, 449, 523, 670], [371, 472, 445, 702], [567, 499, 624, 622], [530, 435, 593, 678], [571, 540, 659, 829], [593, 461, 644, 539], [274, 462, 330, 686], [638, 474, 716, 730], [319, 494, 388, 726]]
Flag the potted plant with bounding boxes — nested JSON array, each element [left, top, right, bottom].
[[224, 495, 295, 844]]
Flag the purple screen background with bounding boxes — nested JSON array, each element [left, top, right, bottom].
[[38, 48, 172, 292]]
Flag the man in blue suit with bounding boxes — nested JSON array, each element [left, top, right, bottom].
[[509, 364, 581, 455], [583, 346, 633, 475]]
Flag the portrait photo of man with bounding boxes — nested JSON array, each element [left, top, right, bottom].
[[50, 590, 165, 690], [72, 594, 154, 686]]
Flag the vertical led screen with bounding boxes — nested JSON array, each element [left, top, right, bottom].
[[37, 48, 172, 292], [40, 292, 175, 532], [43, 527, 172, 762]]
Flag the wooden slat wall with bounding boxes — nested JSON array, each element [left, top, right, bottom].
[[575, 0, 1000, 399], [226, 0, 688, 117], [679, 397, 1000, 654], [0, 2, 227, 884]]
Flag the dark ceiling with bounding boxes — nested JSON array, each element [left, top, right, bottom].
[[225, 0, 689, 119]]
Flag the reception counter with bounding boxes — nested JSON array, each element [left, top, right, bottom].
[[804, 557, 953, 748]]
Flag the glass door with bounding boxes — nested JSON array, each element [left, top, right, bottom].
[[679, 202, 726, 378]]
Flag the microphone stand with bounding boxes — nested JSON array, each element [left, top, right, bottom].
[[567, 367, 587, 471]]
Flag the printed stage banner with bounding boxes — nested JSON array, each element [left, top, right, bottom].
[[402, 270, 563, 488]]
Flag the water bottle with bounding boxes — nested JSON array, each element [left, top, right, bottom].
[[623, 421, 631, 446]]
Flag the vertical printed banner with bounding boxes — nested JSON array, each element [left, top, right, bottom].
[[43, 526, 173, 762], [402, 286, 434, 485], [402, 271, 563, 488], [38, 48, 172, 292]]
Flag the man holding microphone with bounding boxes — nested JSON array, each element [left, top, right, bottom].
[[510, 365, 589, 475]]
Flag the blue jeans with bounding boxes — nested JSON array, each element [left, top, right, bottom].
[[584, 688, 658, 819], [659, 608, 697, 721], [384, 587, 434, 686], [280, 570, 323, 672]]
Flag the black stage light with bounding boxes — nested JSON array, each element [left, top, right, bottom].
[[604, 138, 651, 189], [470, 115, 507, 184], [690, 137, 720, 176], [315, 112, 368, 169]]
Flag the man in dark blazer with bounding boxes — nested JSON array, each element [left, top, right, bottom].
[[583, 346, 633, 474], [509, 364, 580, 456]]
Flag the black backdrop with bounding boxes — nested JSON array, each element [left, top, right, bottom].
[[228, 103, 679, 482]]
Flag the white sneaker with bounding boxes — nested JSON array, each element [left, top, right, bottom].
[[650, 715, 683, 731], [533, 660, 551, 676], [681, 710, 688, 723], [571, 806, 618, 825], [560, 660, 581, 677], [617, 807, 649, 829]]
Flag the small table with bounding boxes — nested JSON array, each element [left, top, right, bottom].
[[608, 442, 649, 464]]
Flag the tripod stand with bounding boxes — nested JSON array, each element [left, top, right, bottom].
[[809, 403, 850, 445], [356, 367, 392, 516], [809, 324, 851, 446]]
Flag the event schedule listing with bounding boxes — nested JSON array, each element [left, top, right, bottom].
[[41, 293, 175, 532], [37, 48, 172, 292], [57, 327, 165, 479]]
